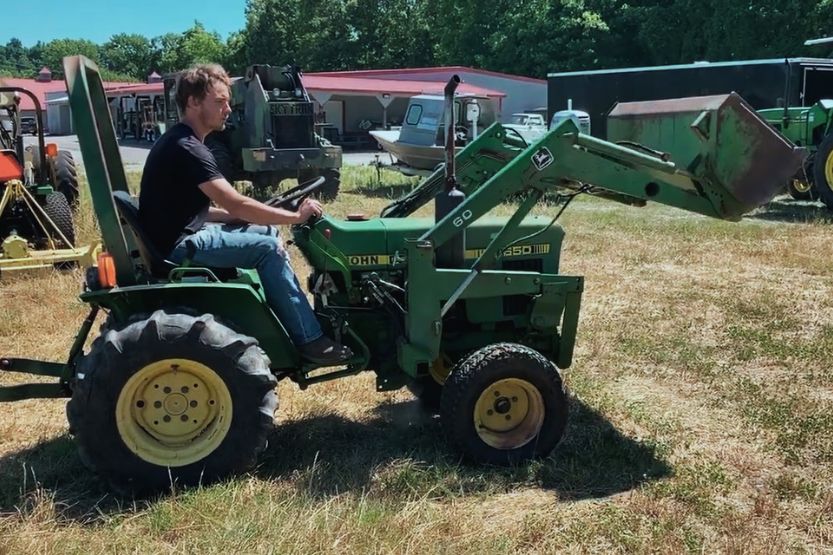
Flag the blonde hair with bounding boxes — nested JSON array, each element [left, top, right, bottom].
[[175, 64, 231, 112]]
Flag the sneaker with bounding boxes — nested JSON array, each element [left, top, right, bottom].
[[299, 335, 354, 365]]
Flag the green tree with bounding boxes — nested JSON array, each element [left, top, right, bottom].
[[345, 0, 434, 69], [101, 33, 155, 80], [156, 22, 226, 73], [40, 38, 100, 77], [0, 38, 35, 75]]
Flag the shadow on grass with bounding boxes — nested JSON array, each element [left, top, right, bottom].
[[257, 396, 671, 501], [749, 197, 833, 224], [0, 396, 670, 523]]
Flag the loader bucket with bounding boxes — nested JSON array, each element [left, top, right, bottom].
[[607, 93, 805, 217]]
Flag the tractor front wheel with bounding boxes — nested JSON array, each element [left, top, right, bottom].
[[813, 134, 833, 210], [440, 343, 568, 465], [67, 311, 278, 493], [787, 178, 815, 201]]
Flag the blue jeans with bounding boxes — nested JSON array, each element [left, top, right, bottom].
[[169, 223, 323, 345]]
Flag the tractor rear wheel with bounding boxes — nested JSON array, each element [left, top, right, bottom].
[[440, 343, 568, 465], [42, 191, 75, 247], [66, 311, 278, 493], [813, 133, 833, 210], [49, 151, 79, 205]]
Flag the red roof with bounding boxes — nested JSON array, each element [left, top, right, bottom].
[[104, 82, 163, 96], [308, 66, 546, 85], [0, 76, 134, 111], [303, 75, 505, 97], [98, 76, 505, 99]]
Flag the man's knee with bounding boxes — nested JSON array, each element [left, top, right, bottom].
[[253, 235, 289, 263]]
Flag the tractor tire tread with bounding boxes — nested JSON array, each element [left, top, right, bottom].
[[439, 342, 567, 465], [42, 191, 75, 247], [66, 310, 277, 494]]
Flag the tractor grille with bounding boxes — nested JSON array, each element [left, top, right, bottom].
[[271, 103, 316, 148]]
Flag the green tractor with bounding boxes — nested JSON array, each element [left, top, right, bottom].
[[163, 63, 343, 199], [758, 100, 833, 207], [0, 57, 802, 493]]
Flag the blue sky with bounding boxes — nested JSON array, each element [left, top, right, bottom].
[[4, 0, 247, 46]]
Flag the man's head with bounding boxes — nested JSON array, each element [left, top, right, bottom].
[[175, 64, 232, 134]]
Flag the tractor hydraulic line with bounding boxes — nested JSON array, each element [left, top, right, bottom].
[[501, 185, 589, 257]]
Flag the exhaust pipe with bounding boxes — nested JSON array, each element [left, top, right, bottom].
[[443, 75, 461, 190], [436, 75, 466, 269]]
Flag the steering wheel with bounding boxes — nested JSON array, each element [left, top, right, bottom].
[[264, 175, 326, 211]]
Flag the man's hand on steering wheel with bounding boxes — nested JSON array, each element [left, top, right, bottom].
[[297, 197, 323, 222]]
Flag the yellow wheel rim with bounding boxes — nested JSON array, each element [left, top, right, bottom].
[[473, 378, 545, 450], [824, 151, 833, 192], [116, 358, 233, 467], [792, 179, 812, 194]]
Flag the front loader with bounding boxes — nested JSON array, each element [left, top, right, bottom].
[[0, 56, 803, 493]]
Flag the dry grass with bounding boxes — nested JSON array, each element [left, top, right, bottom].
[[0, 168, 831, 553]]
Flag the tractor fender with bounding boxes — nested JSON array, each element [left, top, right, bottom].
[[80, 281, 300, 370]]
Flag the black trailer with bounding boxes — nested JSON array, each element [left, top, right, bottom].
[[548, 57, 833, 139]]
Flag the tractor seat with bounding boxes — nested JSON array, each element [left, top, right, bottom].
[[112, 191, 237, 280]]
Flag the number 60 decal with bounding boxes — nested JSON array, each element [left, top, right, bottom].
[[453, 209, 473, 227]]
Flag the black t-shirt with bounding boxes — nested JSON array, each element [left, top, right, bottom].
[[138, 123, 223, 255]]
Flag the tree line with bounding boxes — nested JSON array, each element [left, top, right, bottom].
[[3, 0, 833, 82]]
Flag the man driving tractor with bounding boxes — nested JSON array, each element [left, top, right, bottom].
[[138, 64, 353, 365]]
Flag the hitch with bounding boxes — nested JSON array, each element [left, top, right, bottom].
[[0, 305, 99, 402]]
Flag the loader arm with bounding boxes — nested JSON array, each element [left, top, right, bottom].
[[396, 93, 804, 374]]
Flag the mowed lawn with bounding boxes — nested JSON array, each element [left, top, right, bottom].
[[0, 167, 831, 553]]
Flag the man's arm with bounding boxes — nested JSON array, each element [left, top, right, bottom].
[[207, 206, 239, 223], [199, 178, 321, 225]]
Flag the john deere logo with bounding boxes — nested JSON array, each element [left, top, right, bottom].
[[532, 148, 554, 171]]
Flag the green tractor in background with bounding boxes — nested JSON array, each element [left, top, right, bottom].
[[163, 64, 343, 199], [758, 100, 833, 207]]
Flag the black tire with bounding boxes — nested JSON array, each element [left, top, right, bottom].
[[49, 150, 79, 205], [66, 311, 278, 494], [205, 134, 236, 183], [298, 167, 340, 201], [787, 178, 815, 201], [440, 343, 568, 465], [813, 134, 833, 210], [42, 191, 75, 247]]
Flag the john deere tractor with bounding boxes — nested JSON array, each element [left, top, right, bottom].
[[758, 100, 833, 208], [163, 63, 342, 199], [0, 87, 93, 274], [0, 57, 802, 493]]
